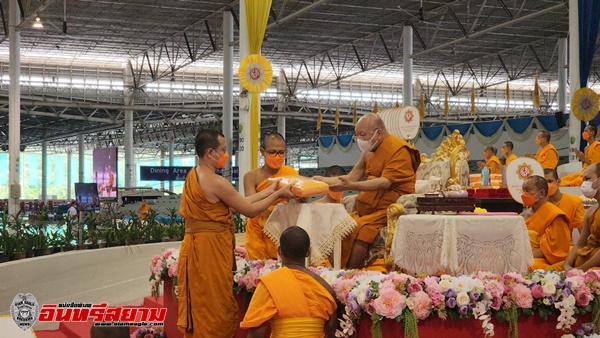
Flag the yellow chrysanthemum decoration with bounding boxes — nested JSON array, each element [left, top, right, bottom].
[[238, 54, 273, 93], [571, 87, 600, 122]]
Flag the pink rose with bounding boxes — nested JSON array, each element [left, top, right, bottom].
[[379, 281, 396, 292], [410, 291, 432, 320], [484, 280, 505, 298], [512, 284, 532, 309], [407, 282, 423, 294], [168, 263, 178, 278], [576, 290, 591, 307], [530, 284, 544, 299], [490, 295, 503, 310], [372, 288, 406, 319]]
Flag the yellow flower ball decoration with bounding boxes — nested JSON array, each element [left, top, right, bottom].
[[238, 54, 273, 93], [571, 87, 600, 122]]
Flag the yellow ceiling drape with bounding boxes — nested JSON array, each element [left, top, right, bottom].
[[334, 106, 340, 129], [533, 71, 540, 109], [352, 101, 357, 125], [245, 0, 272, 169], [373, 101, 379, 113], [506, 80, 510, 108], [317, 105, 322, 131], [470, 84, 476, 115], [419, 92, 425, 119], [444, 89, 449, 118]]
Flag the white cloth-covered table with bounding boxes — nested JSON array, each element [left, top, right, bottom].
[[391, 214, 533, 275], [264, 203, 357, 269]]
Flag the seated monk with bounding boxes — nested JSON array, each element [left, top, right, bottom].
[[137, 199, 151, 220], [314, 113, 420, 269], [313, 165, 347, 204], [244, 132, 299, 260], [525, 130, 559, 170], [502, 141, 518, 167], [561, 124, 600, 186], [240, 226, 338, 338], [544, 168, 584, 242], [564, 163, 600, 271], [521, 175, 571, 271], [477, 145, 501, 175], [177, 129, 294, 337]]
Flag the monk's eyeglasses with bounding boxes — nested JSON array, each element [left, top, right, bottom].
[[265, 150, 285, 156], [353, 128, 379, 140]]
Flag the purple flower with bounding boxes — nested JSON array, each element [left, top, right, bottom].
[[366, 289, 371, 298], [562, 288, 572, 297], [549, 296, 556, 305], [582, 323, 594, 332], [459, 305, 469, 315], [470, 292, 480, 301], [446, 297, 457, 308], [556, 280, 565, 288], [350, 300, 359, 313], [566, 281, 573, 288], [575, 329, 584, 337], [446, 289, 455, 298]]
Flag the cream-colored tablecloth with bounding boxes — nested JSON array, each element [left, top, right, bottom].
[[391, 214, 533, 275], [264, 203, 356, 268]]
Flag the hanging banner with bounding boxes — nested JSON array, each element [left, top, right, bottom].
[[140, 166, 192, 181]]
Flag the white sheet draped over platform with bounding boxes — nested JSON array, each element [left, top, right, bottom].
[[392, 214, 533, 275], [264, 203, 356, 267]]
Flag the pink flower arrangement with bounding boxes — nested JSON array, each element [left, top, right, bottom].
[[149, 248, 179, 299], [234, 258, 280, 293], [372, 288, 406, 319]]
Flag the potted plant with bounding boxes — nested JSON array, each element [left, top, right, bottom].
[[0, 213, 11, 262], [62, 216, 77, 251], [86, 229, 99, 249]]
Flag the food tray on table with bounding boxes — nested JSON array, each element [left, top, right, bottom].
[[416, 197, 476, 214]]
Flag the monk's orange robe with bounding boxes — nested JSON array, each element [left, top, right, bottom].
[[555, 193, 584, 231], [138, 203, 150, 219], [505, 154, 518, 167], [177, 167, 238, 337], [486, 155, 502, 175], [245, 165, 298, 260], [560, 141, 600, 186], [575, 208, 600, 269], [240, 267, 337, 337], [341, 134, 420, 267], [535, 144, 559, 170], [526, 202, 571, 271]]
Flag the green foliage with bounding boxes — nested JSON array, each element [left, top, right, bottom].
[[233, 213, 245, 233]]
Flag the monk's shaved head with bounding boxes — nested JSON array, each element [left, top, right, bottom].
[[357, 113, 387, 132], [195, 129, 223, 157], [326, 165, 346, 177], [585, 163, 600, 180], [261, 132, 286, 149], [526, 175, 548, 196], [280, 226, 310, 261]]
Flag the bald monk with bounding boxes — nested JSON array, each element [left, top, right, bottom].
[[561, 124, 600, 186], [564, 163, 600, 271], [313, 165, 347, 204], [544, 168, 584, 241], [525, 131, 559, 170], [240, 226, 338, 338], [477, 146, 501, 175], [501, 141, 518, 167], [244, 132, 299, 260], [521, 175, 571, 271], [177, 129, 293, 337], [314, 113, 420, 269]]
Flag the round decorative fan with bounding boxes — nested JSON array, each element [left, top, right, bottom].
[[571, 87, 599, 121], [238, 54, 273, 93]]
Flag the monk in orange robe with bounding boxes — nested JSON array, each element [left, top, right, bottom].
[[561, 125, 600, 186], [315, 113, 420, 268], [502, 141, 518, 167], [240, 226, 338, 338], [137, 199, 151, 220], [477, 145, 501, 175], [564, 163, 600, 271], [244, 132, 299, 260], [525, 130, 558, 170], [543, 169, 584, 240], [521, 175, 571, 271], [177, 129, 293, 337]]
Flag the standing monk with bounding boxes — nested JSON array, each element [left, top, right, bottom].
[[177, 129, 293, 338], [240, 226, 338, 337], [564, 163, 600, 271], [477, 146, 501, 175], [315, 113, 420, 269], [525, 131, 559, 170], [543, 169, 584, 241], [561, 124, 600, 186], [244, 132, 299, 260], [521, 175, 571, 271]]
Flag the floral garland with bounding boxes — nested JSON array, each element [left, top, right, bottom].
[[149, 249, 600, 338], [130, 327, 164, 338]]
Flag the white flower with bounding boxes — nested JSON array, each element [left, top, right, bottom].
[[439, 279, 452, 292], [473, 279, 485, 293], [542, 282, 556, 295], [456, 291, 470, 307], [453, 276, 474, 293]]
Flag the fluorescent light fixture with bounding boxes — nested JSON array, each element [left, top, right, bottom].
[[33, 17, 43, 28]]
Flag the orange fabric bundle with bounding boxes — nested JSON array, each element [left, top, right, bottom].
[[270, 175, 330, 197]]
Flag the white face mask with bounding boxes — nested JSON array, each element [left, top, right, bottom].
[[581, 180, 599, 198], [356, 130, 379, 153]]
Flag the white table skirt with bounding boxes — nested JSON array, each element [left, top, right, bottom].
[[391, 214, 533, 275], [264, 203, 357, 269]]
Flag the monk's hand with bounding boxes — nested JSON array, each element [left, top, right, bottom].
[[524, 153, 534, 158], [576, 149, 585, 161], [563, 263, 573, 272], [312, 175, 324, 181], [265, 179, 280, 195], [329, 176, 351, 192], [277, 183, 296, 199]]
